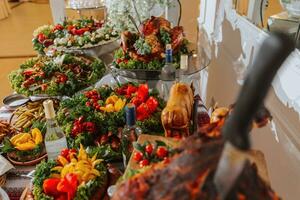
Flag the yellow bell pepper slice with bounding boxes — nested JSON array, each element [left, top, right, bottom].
[[15, 141, 36, 151], [114, 98, 126, 112], [11, 133, 32, 146], [31, 128, 43, 145], [100, 104, 115, 112], [105, 95, 119, 105]]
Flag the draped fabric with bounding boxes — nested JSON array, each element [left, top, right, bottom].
[[0, 0, 10, 20]]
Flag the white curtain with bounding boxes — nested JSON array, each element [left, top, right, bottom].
[[0, 0, 11, 20]]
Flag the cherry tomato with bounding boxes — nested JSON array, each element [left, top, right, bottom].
[[86, 102, 91, 107], [72, 124, 83, 136], [116, 58, 122, 64], [43, 39, 54, 47], [54, 24, 64, 31], [133, 151, 143, 162], [60, 75, 67, 83], [156, 146, 168, 159], [139, 159, 149, 167], [145, 144, 153, 154], [37, 33, 46, 43], [100, 134, 108, 145], [84, 122, 95, 133]]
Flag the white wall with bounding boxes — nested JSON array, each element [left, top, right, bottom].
[[199, 0, 300, 199]]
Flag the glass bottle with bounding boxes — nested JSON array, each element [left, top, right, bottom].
[[121, 104, 142, 167], [43, 100, 68, 160], [158, 44, 176, 100]]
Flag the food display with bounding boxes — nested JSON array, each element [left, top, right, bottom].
[[0, 8, 289, 200], [161, 83, 194, 138], [32, 18, 118, 54], [9, 53, 106, 97], [2, 128, 45, 162], [11, 100, 59, 131], [112, 106, 276, 200], [132, 140, 175, 168], [114, 16, 189, 70], [112, 137, 279, 200], [0, 120, 15, 143], [32, 145, 107, 200], [56, 83, 165, 160]]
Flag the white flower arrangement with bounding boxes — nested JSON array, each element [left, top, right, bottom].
[[104, 0, 172, 32]]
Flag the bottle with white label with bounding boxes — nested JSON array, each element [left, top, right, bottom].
[[43, 100, 68, 160]]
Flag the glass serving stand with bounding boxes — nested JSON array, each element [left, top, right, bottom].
[[107, 47, 210, 95]]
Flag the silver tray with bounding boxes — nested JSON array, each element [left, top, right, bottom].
[[47, 39, 120, 58]]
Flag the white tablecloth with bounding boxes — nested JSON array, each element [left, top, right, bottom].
[[0, 0, 10, 20]]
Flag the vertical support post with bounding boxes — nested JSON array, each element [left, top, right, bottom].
[[49, 0, 66, 24]]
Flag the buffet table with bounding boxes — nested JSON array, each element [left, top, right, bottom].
[[0, 1, 296, 200]]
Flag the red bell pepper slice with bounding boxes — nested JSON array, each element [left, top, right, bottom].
[[136, 84, 149, 103], [136, 103, 150, 121], [131, 96, 142, 107], [57, 173, 78, 200], [126, 85, 138, 96], [145, 96, 158, 113], [43, 178, 61, 197]]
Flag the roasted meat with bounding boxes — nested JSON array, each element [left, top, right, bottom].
[[139, 16, 171, 36], [112, 136, 280, 200], [161, 83, 194, 138], [120, 16, 186, 63]]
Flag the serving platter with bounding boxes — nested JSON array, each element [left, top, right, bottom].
[[123, 134, 180, 176], [50, 39, 120, 59], [7, 153, 47, 166]]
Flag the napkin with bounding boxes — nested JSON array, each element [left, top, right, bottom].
[[0, 155, 14, 176]]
